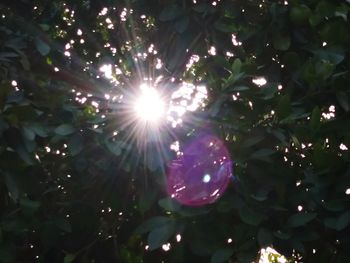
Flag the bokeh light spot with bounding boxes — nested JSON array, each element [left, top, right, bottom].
[[134, 84, 165, 123], [167, 134, 233, 206]]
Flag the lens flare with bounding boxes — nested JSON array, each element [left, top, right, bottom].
[[133, 84, 165, 123], [167, 134, 233, 206]]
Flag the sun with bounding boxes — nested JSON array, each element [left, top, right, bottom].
[[133, 84, 165, 124]]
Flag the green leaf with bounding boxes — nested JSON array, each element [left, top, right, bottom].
[[251, 149, 275, 159], [242, 136, 264, 148], [39, 24, 50, 31], [35, 38, 50, 56], [175, 17, 189, 33], [336, 211, 350, 231], [335, 5, 348, 21], [106, 141, 122, 156], [16, 144, 34, 165], [159, 5, 182, 21], [138, 190, 157, 214], [31, 124, 48, 137], [309, 14, 322, 26], [251, 189, 269, 202], [232, 86, 250, 91], [193, 3, 210, 13], [211, 248, 234, 263], [312, 48, 345, 65], [4, 172, 20, 201], [147, 220, 176, 250], [310, 106, 321, 131], [273, 230, 291, 240], [54, 218, 72, 232], [134, 216, 173, 234], [287, 212, 317, 228], [64, 253, 76, 263], [231, 58, 242, 75], [20, 197, 40, 213], [54, 124, 75, 136], [258, 228, 273, 246], [68, 135, 83, 156], [276, 95, 291, 120], [273, 34, 291, 51], [324, 199, 346, 212], [289, 4, 311, 25], [239, 207, 266, 226], [324, 211, 350, 231], [22, 126, 35, 141], [158, 198, 181, 212], [282, 52, 300, 71], [336, 92, 350, 112]]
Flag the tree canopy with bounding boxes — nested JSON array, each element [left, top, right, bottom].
[[1, 0, 350, 262]]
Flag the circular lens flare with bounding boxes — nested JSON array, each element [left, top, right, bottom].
[[134, 84, 165, 123], [167, 134, 233, 206]]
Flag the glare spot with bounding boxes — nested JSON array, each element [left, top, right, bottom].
[[231, 34, 242, 46], [99, 7, 108, 16], [259, 247, 287, 263], [227, 238, 233, 243], [162, 243, 171, 251], [248, 101, 253, 109], [168, 83, 207, 128], [208, 46, 216, 56], [203, 174, 211, 183], [134, 84, 165, 123], [297, 205, 303, 211], [91, 101, 99, 108], [322, 42, 327, 47], [186, 54, 200, 70], [77, 29, 82, 36], [345, 188, 350, 195], [170, 141, 180, 152], [226, 51, 234, 57], [339, 143, 348, 151], [155, 58, 162, 69], [99, 64, 113, 79], [176, 234, 182, 242], [252, 77, 267, 87]]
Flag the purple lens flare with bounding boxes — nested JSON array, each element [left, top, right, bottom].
[[167, 134, 233, 206]]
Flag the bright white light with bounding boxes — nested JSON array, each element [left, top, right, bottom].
[[203, 174, 211, 183], [134, 84, 165, 123], [162, 243, 171, 251], [176, 234, 182, 242], [252, 77, 267, 87], [339, 143, 348, 151]]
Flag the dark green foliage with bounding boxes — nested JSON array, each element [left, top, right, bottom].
[[0, 0, 350, 262]]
